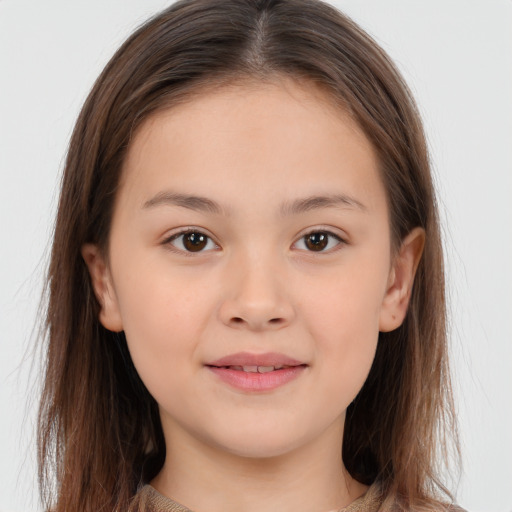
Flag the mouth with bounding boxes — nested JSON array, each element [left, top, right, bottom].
[[209, 364, 300, 373], [205, 352, 307, 392]]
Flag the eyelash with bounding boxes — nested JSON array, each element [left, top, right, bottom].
[[163, 229, 219, 254], [293, 229, 345, 253], [162, 228, 346, 254]]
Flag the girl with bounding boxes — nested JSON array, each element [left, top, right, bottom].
[[38, 0, 461, 511]]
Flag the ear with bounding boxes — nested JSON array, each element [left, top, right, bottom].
[[379, 227, 425, 332], [81, 244, 124, 332]]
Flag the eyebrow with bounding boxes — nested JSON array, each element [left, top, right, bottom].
[[142, 191, 225, 215], [142, 191, 366, 216], [279, 194, 367, 216]]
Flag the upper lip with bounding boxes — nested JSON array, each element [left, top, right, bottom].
[[207, 352, 305, 367]]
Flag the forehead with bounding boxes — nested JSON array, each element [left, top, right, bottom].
[[119, 78, 385, 214]]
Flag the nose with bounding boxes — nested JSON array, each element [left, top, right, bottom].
[[218, 254, 295, 331]]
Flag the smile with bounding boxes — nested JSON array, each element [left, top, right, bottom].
[[215, 364, 294, 373], [206, 352, 307, 392]]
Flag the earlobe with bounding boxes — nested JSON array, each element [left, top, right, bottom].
[[81, 244, 124, 332], [379, 227, 425, 332]]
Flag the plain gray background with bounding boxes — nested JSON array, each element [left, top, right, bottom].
[[1, 1, 511, 511]]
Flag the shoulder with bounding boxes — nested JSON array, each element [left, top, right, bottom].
[[339, 483, 382, 511], [129, 485, 193, 512], [350, 482, 467, 512]]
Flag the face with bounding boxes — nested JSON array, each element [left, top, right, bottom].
[[84, 79, 422, 461]]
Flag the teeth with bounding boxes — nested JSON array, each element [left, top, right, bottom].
[[222, 365, 295, 372], [257, 366, 275, 373]]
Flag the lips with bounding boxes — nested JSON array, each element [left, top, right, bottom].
[[206, 352, 307, 392], [207, 352, 304, 368], [217, 364, 293, 373]]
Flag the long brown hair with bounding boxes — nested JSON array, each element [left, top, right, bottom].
[[38, 0, 459, 510]]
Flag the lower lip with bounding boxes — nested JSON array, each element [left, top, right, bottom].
[[207, 366, 306, 392]]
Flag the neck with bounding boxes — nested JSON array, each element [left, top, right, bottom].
[[151, 418, 368, 512]]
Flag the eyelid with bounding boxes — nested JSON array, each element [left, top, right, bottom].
[[161, 226, 220, 254], [292, 226, 348, 253]]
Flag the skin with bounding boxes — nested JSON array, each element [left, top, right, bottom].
[[83, 78, 424, 512]]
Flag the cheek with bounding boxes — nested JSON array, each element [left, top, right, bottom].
[[299, 259, 387, 396], [111, 259, 217, 391]]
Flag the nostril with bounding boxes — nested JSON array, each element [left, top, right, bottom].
[[229, 317, 284, 327]]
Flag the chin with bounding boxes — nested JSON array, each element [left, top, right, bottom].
[[206, 424, 315, 460], [221, 441, 301, 460]]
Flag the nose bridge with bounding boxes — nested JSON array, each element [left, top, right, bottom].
[[219, 245, 294, 330]]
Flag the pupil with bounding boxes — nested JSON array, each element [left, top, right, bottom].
[[184, 232, 207, 252], [306, 233, 328, 251]]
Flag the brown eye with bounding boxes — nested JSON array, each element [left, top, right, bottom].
[[304, 232, 329, 251], [168, 231, 216, 253], [183, 232, 208, 252], [294, 230, 343, 253]]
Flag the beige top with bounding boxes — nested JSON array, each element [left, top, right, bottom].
[[130, 484, 383, 512]]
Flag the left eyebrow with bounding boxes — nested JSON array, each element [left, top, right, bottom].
[[279, 194, 367, 216], [142, 191, 226, 215]]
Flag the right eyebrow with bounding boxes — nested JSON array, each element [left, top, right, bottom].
[[142, 191, 226, 215], [279, 193, 367, 216]]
